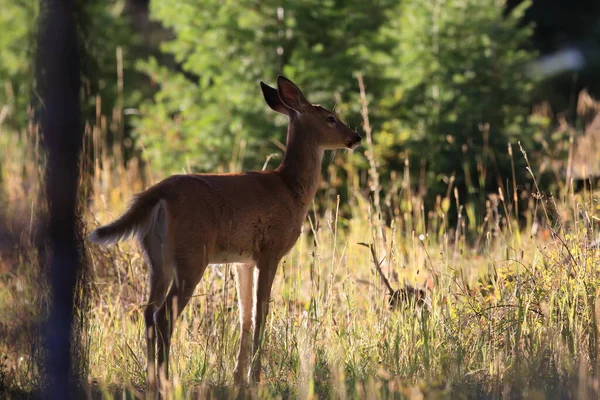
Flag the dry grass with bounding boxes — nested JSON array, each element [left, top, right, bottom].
[[1, 101, 600, 399]]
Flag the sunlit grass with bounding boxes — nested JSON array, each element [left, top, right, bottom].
[[1, 110, 599, 399]]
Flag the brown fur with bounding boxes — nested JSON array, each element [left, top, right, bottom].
[[89, 76, 361, 389]]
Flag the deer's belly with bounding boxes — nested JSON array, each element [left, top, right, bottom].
[[209, 250, 255, 264], [209, 219, 303, 264]]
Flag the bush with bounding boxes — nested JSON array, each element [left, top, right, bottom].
[[370, 0, 539, 210]]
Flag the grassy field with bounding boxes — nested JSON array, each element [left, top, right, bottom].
[[1, 110, 600, 399]]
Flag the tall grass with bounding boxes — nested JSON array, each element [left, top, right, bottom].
[[0, 92, 599, 399]]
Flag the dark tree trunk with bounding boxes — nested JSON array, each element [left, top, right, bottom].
[[36, 0, 84, 397]]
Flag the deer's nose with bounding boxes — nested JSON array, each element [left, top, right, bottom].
[[346, 134, 362, 149]]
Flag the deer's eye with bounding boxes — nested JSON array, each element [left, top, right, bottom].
[[326, 115, 336, 123]]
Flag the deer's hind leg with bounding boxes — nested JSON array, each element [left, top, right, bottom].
[[141, 203, 171, 391], [154, 245, 208, 384]]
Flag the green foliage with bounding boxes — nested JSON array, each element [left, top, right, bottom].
[[0, 0, 38, 127], [79, 1, 140, 117], [371, 0, 539, 201], [136, 0, 395, 172], [0, 0, 138, 131]]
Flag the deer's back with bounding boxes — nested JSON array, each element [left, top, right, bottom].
[[150, 172, 306, 263]]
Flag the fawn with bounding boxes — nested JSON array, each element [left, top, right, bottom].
[[89, 76, 361, 388]]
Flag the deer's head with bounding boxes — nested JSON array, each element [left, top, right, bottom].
[[261, 76, 362, 150]]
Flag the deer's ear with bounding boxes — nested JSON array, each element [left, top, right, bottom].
[[261, 81, 289, 116], [276, 75, 311, 112]]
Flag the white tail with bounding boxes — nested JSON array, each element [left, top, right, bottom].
[[89, 75, 361, 389]]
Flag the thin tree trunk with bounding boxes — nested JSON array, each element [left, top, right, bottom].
[[36, 0, 84, 396]]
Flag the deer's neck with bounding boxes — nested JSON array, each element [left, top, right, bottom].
[[277, 124, 323, 207]]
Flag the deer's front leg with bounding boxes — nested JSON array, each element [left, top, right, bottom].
[[233, 263, 255, 385], [249, 257, 279, 383]]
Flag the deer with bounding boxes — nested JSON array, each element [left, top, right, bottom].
[[89, 75, 362, 389]]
